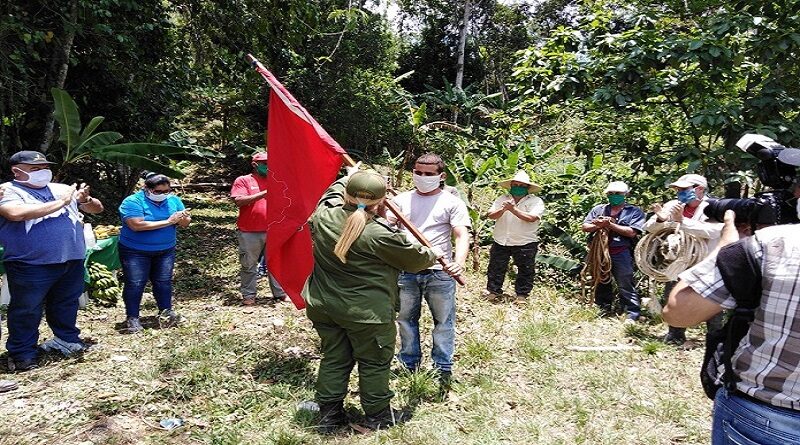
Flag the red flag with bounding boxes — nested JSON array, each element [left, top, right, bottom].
[[253, 62, 345, 309]]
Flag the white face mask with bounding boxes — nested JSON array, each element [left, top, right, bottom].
[[146, 191, 170, 202], [412, 173, 442, 193], [14, 167, 52, 188]]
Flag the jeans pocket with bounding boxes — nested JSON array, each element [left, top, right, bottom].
[[432, 271, 455, 283], [722, 419, 799, 445], [722, 420, 765, 445]]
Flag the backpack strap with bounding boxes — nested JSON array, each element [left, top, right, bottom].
[[715, 238, 762, 390]]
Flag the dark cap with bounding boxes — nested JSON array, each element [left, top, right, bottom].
[[9, 151, 56, 165]]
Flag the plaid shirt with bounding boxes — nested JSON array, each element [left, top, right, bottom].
[[679, 224, 800, 410]]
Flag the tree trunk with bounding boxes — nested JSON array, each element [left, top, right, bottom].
[[453, 0, 472, 124], [38, 0, 79, 153]]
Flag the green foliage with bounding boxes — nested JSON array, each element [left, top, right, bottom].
[[50, 88, 209, 178], [509, 0, 800, 189]]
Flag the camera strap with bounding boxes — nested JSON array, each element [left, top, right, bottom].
[[714, 238, 762, 391]]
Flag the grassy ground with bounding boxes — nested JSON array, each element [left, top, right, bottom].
[[0, 192, 713, 445]]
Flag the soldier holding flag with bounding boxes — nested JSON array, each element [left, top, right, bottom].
[[307, 170, 439, 433]]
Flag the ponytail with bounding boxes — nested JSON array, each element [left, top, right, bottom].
[[333, 196, 382, 263]]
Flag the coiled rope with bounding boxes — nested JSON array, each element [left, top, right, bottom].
[[634, 223, 707, 283], [579, 229, 612, 304]]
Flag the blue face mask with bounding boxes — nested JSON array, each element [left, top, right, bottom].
[[677, 188, 697, 204]]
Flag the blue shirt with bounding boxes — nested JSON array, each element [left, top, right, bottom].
[[583, 203, 645, 250], [0, 182, 86, 264], [118, 191, 185, 251]]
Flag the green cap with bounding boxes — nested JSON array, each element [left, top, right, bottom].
[[346, 170, 386, 200]]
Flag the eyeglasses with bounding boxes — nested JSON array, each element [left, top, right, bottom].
[[412, 170, 441, 177], [150, 188, 171, 195]]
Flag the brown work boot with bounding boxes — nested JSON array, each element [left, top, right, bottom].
[[481, 290, 502, 302]]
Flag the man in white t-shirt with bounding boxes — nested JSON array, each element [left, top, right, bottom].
[[484, 171, 545, 304], [387, 153, 470, 388]]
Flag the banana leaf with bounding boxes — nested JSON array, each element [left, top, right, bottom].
[[92, 151, 185, 178]]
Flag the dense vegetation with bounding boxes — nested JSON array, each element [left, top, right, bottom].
[[2, 0, 799, 265]]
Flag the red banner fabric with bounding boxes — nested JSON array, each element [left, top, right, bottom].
[[260, 70, 345, 309]]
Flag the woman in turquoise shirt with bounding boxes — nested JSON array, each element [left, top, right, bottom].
[[118, 173, 190, 333]]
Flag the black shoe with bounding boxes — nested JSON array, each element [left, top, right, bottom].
[[364, 407, 411, 430], [316, 401, 347, 434], [438, 370, 452, 387], [662, 331, 686, 346], [8, 357, 38, 373]]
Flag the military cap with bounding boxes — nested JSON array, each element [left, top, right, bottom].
[[346, 170, 386, 201]]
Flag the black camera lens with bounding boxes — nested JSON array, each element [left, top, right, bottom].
[[703, 198, 755, 224]]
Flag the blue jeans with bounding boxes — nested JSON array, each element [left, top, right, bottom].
[[4, 259, 85, 361], [397, 270, 456, 372], [712, 388, 800, 444], [594, 249, 641, 320], [119, 244, 176, 318]]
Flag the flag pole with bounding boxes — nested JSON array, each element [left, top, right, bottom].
[[246, 54, 466, 286]]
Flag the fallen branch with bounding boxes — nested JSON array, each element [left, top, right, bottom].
[[174, 183, 232, 191]]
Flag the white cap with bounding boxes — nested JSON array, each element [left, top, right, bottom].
[[604, 181, 629, 194], [778, 148, 800, 166], [669, 173, 708, 189]]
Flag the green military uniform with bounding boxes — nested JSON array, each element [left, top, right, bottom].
[[307, 177, 436, 415]]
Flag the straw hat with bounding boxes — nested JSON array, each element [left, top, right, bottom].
[[498, 170, 542, 193]]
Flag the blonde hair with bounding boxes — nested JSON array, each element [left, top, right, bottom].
[[333, 191, 384, 263]]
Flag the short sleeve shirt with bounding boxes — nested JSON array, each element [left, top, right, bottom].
[[583, 203, 645, 250], [231, 173, 268, 232], [388, 190, 471, 269], [490, 194, 545, 245], [118, 191, 185, 251], [0, 181, 86, 264], [679, 225, 800, 409]]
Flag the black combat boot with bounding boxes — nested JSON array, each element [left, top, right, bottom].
[[363, 406, 412, 430], [316, 401, 347, 434]]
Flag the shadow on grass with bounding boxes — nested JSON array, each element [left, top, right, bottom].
[[251, 350, 316, 388], [112, 315, 166, 333]]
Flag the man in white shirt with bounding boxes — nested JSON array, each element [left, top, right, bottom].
[[387, 153, 470, 387], [643, 173, 722, 344], [484, 171, 545, 304]]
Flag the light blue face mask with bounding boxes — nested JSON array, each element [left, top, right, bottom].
[[677, 188, 697, 204], [146, 190, 170, 202]]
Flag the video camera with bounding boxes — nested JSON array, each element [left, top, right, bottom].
[[704, 134, 800, 226]]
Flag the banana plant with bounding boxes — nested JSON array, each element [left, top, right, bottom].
[[51, 88, 215, 178]]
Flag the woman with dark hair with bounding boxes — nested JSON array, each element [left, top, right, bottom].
[[118, 173, 190, 332]]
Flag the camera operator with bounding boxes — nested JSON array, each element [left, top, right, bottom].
[[663, 149, 800, 444]]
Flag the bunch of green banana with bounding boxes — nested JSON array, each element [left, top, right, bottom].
[[87, 262, 122, 307]]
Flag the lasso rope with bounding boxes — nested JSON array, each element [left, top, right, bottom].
[[579, 229, 612, 304], [634, 224, 707, 283]]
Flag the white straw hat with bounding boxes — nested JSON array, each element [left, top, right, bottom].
[[498, 170, 542, 193]]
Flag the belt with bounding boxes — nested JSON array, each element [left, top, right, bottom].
[[733, 390, 765, 406], [414, 269, 437, 275]]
